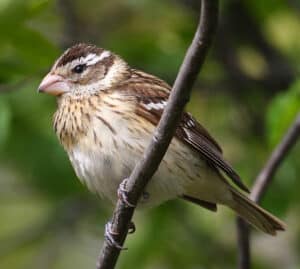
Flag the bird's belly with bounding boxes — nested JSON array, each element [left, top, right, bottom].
[[66, 109, 227, 207], [67, 128, 205, 207], [68, 145, 130, 202]]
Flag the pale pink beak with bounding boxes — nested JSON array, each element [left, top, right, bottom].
[[38, 73, 70, 96]]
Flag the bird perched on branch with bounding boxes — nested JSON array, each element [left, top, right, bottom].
[[38, 43, 285, 235]]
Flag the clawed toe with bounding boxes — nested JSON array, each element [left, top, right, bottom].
[[104, 221, 127, 250], [117, 178, 136, 208], [128, 221, 136, 234], [142, 191, 150, 201]]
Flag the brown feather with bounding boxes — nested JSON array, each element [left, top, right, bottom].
[[182, 195, 217, 212], [116, 72, 249, 192], [56, 43, 103, 68]]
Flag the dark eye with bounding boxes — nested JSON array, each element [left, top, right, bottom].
[[72, 64, 86, 74]]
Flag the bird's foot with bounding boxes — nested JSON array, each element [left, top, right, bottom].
[[128, 221, 136, 234], [104, 221, 127, 250], [118, 178, 136, 208], [141, 191, 150, 202]]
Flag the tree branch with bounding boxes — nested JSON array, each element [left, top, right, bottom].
[[251, 113, 300, 203], [237, 112, 300, 269], [96, 1, 219, 268]]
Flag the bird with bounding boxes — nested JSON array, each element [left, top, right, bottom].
[[38, 43, 285, 236]]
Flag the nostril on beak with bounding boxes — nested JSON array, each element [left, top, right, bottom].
[[37, 74, 69, 96]]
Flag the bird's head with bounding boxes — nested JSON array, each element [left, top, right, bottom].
[[38, 43, 129, 97]]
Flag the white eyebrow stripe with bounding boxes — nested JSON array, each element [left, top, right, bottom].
[[83, 51, 111, 66], [84, 53, 97, 62], [99, 51, 111, 61]]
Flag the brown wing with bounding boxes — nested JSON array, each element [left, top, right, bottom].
[[118, 70, 249, 193], [177, 113, 249, 192]]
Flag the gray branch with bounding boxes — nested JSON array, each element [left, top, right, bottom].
[[237, 112, 300, 269], [251, 113, 300, 202], [96, 1, 219, 268]]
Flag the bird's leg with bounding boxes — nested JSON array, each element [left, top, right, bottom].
[[118, 178, 136, 208], [104, 221, 127, 250], [116, 178, 139, 235]]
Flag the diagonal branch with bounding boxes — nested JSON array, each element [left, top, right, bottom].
[[237, 112, 300, 269], [251, 113, 300, 202], [96, 1, 219, 268]]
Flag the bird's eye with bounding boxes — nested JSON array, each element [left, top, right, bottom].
[[72, 64, 86, 74]]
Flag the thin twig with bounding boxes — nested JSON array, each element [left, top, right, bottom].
[[251, 113, 300, 202], [96, 1, 219, 268], [237, 112, 300, 269], [236, 217, 251, 269]]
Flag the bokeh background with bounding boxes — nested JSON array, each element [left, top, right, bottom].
[[0, 0, 299, 268]]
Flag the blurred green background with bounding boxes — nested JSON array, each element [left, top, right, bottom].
[[0, 0, 299, 268]]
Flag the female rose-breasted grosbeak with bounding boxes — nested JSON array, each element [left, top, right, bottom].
[[38, 43, 285, 235]]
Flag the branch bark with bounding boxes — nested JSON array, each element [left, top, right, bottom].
[[96, 1, 219, 268], [237, 112, 300, 269]]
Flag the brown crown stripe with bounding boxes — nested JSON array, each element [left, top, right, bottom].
[[56, 43, 104, 67]]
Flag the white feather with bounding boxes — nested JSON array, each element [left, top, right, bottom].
[[84, 51, 111, 66], [144, 101, 166, 110]]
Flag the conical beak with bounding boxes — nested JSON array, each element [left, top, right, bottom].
[[38, 73, 70, 96]]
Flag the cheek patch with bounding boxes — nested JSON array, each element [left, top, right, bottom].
[[76, 65, 106, 85]]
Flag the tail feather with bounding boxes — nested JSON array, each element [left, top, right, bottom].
[[229, 188, 286, 235]]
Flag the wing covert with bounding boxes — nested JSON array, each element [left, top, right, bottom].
[[117, 70, 249, 192]]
